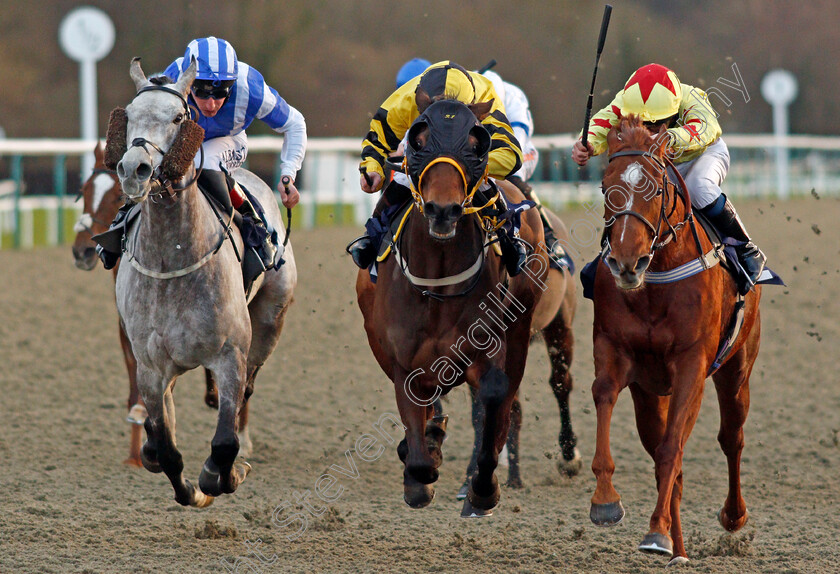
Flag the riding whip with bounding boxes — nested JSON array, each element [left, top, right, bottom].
[[581, 4, 613, 149], [477, 59, 497, 74], [281, 175, 293, 247]]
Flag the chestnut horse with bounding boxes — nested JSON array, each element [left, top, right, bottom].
[[589, 115, 761, 564], [71, 144, 254, 468], [357, 99, 550, 517]]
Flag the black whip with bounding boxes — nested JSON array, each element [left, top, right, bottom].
[[581, 5, 613, 149]]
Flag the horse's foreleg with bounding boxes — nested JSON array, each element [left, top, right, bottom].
[[713, 343, 755, 533], [465, 366, 510, 515], [544, 310, 581, 477], [629, 383, 688, 561], [119, 321, 144, 468], [394, 369, 438, 508], [199, 348, 250, 498], [640, 365, 705, 559], [590, 341, 631, 527], [139, 370, 212, 508]]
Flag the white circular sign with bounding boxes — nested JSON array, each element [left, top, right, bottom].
[[59, 7, 115, 62], [761, 69, 798, 106]]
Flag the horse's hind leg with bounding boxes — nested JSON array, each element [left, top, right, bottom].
[[505, 393, 523, 489], [199, 348, 251, 497], [119, 321, 144, 468], [543, 302, 581, 477], [203, 369, 218, 409], [713, 337, 757, 533], [140, 371, 212, 507]]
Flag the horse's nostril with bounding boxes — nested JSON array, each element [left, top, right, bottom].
[[606, 256, 620, 274], [636, 255, 652, 272], [136, 163, 152, 180], [447, 204, 464, 220]]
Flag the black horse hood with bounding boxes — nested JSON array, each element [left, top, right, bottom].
[[406, 100, 491, 194]]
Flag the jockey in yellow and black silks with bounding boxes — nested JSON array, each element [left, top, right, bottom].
[[572, 63, 766, 286], [350, 61, 528, 274]]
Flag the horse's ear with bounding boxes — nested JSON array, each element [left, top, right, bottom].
[[654, 123, 670, 156], [175, 58, 198, 97], [130, 57, 149, 91], [468, 99, 493, 121], [415, 88, 433, 113], [94, 141, 104, 164]]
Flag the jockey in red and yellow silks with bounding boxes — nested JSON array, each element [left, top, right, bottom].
[[572, 63, 766, 287]]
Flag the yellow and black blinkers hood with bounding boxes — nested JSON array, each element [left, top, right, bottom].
[[405, 100, 491, 199]]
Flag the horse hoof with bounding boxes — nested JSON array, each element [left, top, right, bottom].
[[557, 448, 583, 477], [191, 489, 215, 508], [718, 506, 749, 532], [406, 463, 438, 485], [404, 483, 435, 508], [126, 404, 147, 425], [590, 501, 625, 526], [638, 532, 673, 556], [460, 499, 493, 518], [198, 463, 223, 497], [140, 443, 162, 474], [666, 556, 690, 567], [456, 479, 470, 500], [505, 476, 524, 489], [467, 474, 500, 511], [123, 456, 144, 468], [233, 460, 252, 486]]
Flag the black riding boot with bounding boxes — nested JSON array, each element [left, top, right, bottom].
[[508, 175, 565, 262], [94, 201, 134, 270], [199, 170, 277, 269], [348, 181, 412, 269], [476, 184, 528, 276], [702, 195, 766, 286]]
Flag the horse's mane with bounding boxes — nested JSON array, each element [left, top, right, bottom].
[[149, 75, 173, 86], [615, 114, 652, 150]]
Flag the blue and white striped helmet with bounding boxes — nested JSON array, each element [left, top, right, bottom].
[[181, 37, 238, 82]]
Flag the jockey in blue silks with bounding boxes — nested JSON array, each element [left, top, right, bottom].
[[98, 37, 306, 270]]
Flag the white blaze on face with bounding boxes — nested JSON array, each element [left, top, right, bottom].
[[621, 162, 644, 190], [91, 173, 115, 212]]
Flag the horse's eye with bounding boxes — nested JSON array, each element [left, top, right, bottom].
[[173, 113, 184, 125]]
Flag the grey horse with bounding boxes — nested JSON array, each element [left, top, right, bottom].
[[112, 59, 296, 507]]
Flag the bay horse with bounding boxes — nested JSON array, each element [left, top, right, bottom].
[[108, 58, 296, 507], [356, 99, 550, 517], [588, 115, 761, 564], [71, 144, 256, 468], [455, 206, 580, 499]]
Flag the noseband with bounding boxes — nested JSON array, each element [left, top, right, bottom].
[[603, 149, 689, 256]]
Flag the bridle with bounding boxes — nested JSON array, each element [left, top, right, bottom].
[[129, 85, 204, 202], [73, 168, 119, 235], [602, 149, 694, 258]]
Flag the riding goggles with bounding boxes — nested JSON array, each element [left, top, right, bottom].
[[191, 80, 235, 100]]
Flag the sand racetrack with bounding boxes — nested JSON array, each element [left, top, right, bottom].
[[0, 197, 838, 573]]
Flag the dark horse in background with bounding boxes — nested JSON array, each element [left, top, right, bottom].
[[588, 115, 761, 565], [71, 144, 254, 467], [357, 99, 553, 517]]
